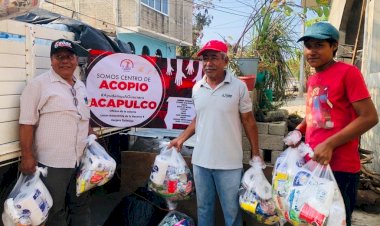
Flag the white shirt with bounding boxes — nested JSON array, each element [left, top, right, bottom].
[[191, 71, 252, 169], [19, 69, 90, 168]]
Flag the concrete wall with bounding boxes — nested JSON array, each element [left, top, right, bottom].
[[117, 33, 176, 58], [41, 0, 193, 46]]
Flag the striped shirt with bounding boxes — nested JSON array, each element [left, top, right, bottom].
[[19, 69, 90, 168]]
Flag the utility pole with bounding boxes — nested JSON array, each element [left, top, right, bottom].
[[298, 0, 306, 97]]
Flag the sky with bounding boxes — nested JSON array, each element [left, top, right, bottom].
[[199, 0, 319, 45]]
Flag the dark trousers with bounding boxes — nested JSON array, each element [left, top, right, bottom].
[[39, 164, 91, 226], [333, 171, 360, 226]]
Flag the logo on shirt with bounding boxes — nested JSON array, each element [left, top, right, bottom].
[[222, 94, 232, 98]]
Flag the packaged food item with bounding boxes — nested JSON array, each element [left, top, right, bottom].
[[239, 157, 279, 225], [2, 167, 53, 226], [149, 144, 194, 202], [76, 136, 116, 196], [296, 161, 346, 226]]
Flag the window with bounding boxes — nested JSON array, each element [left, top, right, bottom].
[[141, 0, 168, 14], [155, 49, 162, 57], [142, 46, 150, 55], [127, 42, 135, 54], [155, 0, 161, 11]]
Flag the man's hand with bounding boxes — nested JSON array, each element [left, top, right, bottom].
[[251, 154, 265, 168], [312, 141, 334, 165], [284, 130, 302, 147], [168, 137, 184, 152], [20, 155, 37, 175]]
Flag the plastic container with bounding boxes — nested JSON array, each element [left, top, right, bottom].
[[239, 75, 256, 91]]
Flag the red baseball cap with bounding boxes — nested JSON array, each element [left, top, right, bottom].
[[197, 40, 228, 57]]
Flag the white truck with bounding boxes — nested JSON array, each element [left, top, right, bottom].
[[0, 19, 75, 167]]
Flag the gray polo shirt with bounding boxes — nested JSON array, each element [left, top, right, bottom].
[[191, 71, 252, 169]]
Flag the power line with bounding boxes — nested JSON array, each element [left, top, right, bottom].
[[192, 0, 251, 17]]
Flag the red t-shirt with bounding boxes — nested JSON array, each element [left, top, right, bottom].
[[305, 62, 370, 173]]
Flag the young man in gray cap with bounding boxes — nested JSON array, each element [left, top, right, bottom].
[[19, 39, 92, 226], [169, 40, 261, 226], [295, 22, 378, 225]]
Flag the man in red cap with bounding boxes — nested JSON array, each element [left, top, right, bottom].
[[169, 40, 261, 226]]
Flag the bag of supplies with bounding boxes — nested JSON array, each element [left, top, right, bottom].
[[148, 144, 194, 202], [157, 211, 195, 226], [2, 167, 53, 226], [239, 157, 279, 225], [272, 144, 311, 220], [290, 160, 346, 226], [76, 135, 116, 196]]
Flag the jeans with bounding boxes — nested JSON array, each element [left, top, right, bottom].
[[193, 165, 243, 226], [39, 164, 91, 226], [333, 171, 360, 226]]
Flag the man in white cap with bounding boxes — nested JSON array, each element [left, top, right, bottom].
[[169, 40, 261, 226], [19, 39, 93, 226]]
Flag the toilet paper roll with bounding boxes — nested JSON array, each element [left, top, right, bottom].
[[150, 155, 170, 185], [13, 179, 52, 225]]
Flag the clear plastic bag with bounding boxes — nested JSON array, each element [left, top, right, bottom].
[[294, 161, 346, 226], [148, 144, 194, 202], [157, 210, 195, 226], [2, 167, 53, 226], [76, 136, 116, 196], [272, 143, 310, 221], [239, 157, 279, 225]]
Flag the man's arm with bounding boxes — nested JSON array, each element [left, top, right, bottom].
[[19, 124, 37, 174], [241, 111, 261, 157], [168, 117, 196, 151], [313, 98, 378, 164]]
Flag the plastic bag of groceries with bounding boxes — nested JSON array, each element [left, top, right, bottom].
[[286, 160, 346, 226], [272, 130, 313, 222], [157, 211, 195, 226], [0, 0, 40, 20], [2, 167, 53, 226], [148, 143, 194, 202], [76, 135, 116, 196], [239, 156, 279, 225]]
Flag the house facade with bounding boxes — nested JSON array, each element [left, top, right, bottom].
[[40, 0, 193, 58]]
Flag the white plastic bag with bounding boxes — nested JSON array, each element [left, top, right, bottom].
[[149, 144, 194, 202], [239, 157, 279, 225], [76, 136, 116, 196], [2, 167, 53, 226]]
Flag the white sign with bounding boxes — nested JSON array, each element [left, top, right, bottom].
[[86, 53, 164, 127], [164, 97, 195, 129]]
